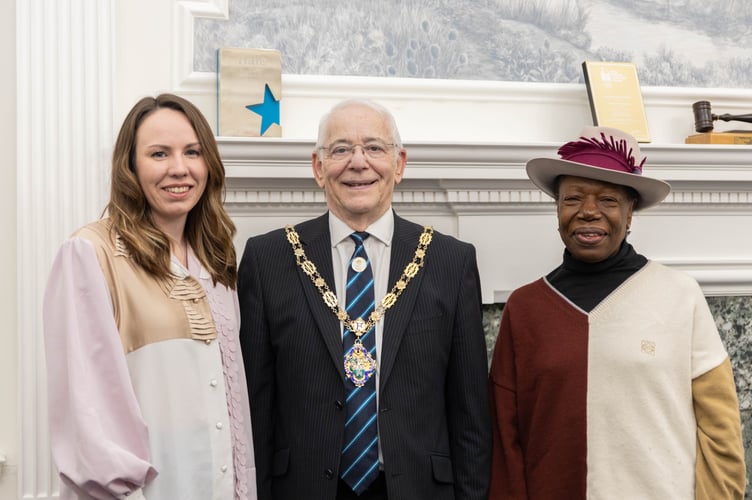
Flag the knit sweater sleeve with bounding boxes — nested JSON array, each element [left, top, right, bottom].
[[488, 297, 528, 499], [693, 358, 746, 500]]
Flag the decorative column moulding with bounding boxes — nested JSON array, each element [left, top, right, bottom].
[[17, 0, 115, 498]]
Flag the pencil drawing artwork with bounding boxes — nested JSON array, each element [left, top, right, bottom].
[[193, 0, 752, 87]]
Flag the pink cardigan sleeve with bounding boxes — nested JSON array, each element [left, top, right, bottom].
[[43, 236, 157, 499]]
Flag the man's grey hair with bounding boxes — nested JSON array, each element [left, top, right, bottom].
[[315, 99, 403, 157]]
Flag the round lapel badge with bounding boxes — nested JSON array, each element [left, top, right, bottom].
[[351, 256, 367, 273]]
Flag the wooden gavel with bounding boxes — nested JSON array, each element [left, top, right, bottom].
[[693, 100, 752, 132]]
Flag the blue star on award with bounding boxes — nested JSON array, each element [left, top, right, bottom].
[[216, 47, 282, 137], [246, 84, 280, 136]]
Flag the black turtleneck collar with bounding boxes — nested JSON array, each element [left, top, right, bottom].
[[546, 240, 647, 312]]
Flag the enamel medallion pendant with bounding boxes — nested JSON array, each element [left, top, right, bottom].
[[344, 341, 377, 387]]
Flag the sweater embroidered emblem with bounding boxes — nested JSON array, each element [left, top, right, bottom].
[[641, 339, 656, 356]]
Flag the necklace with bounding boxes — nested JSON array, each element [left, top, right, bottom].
[[285, 225, 434, 386]]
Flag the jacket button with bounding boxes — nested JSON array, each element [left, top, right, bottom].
[[335, 400, 344, 410], [325, 468, 334, 479]]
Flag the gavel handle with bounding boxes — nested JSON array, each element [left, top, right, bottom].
[[715, 113, 752, 124]]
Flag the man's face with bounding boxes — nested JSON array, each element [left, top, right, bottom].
[[312, 103, 406, 230]]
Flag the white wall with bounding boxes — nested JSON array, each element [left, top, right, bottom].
[[0, 0, 17, 497]]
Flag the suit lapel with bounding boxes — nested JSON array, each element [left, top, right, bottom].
[[293, 214, 347, 379], [379, 215, 425, 391]]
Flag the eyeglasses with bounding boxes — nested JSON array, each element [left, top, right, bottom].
[[320, 142, 396, 161]]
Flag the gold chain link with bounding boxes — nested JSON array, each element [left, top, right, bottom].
[[285, 225, 434, 336]]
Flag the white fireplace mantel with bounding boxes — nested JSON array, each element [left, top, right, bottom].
[[219, 138, 752, 303]]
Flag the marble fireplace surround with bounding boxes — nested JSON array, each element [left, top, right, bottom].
[[219, 138, 752, 304]]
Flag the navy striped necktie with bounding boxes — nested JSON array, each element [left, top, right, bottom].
[[341, 231, 379, 494]]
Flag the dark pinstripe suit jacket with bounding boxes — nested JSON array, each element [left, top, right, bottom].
[[238, 212, 491, 500]]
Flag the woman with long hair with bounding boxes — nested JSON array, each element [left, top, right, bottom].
[[43, 93, 256, 499]]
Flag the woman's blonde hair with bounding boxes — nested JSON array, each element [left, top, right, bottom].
[[106, 93, 237, 289]]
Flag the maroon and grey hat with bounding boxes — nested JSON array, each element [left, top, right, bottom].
[[526, 126, 671, 210]]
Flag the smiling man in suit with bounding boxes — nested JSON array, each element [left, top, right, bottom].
[[238, 99, 491, 500]]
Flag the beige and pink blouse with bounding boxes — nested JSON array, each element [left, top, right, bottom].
[[43, 219, 256, 500]]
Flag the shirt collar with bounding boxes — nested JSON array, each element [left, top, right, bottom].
[[329, 209, 394, 247], [170, 246, 211, 280]]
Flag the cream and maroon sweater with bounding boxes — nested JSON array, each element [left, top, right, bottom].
[[489, 261, 745, 499]]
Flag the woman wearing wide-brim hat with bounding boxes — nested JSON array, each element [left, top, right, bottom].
[[488, 127, 745, 499]]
